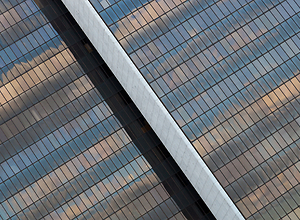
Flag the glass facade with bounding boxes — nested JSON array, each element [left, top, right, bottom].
[[0, 0, 215, 219], [88, 0, 300, 219]]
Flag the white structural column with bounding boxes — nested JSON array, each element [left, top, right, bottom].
[[61, 0, 245, 219]]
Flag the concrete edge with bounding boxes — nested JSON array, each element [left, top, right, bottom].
[[61, 0, 245, 219]]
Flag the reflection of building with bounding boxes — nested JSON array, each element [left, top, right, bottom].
[[1, 0, 300, 220]]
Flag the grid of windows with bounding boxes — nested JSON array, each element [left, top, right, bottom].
[[0, 0, 215, 219], [89, 0, 300, 219]]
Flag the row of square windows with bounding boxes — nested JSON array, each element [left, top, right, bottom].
[[0, 98, 118, 183], [0, 117, 128, 178], [100, 0, 276, 30], [212, 123, 300, 192], [165, 71, 298, 132], [213, 141, 300, 219], [225, 149, 300, 210], [205, 106, 300, 174], [167, 53, 300, 145], [198, 107, 300, 205], [183, 84, 300, 188], [0, 84, 106, 144], [0, 61, 88, 144], [108, 0, 290, 57], [162, 43, 299, 139], [175, 85, 300, 173], [156, 45, 299, 124], [1, 140, 144, 211], [198, 98, 300, 172], [1, 161, 178, 220], [137, 20, 299, 91], [1, 47, 77, 107], [0, 65, 120, 158], [133, 7, 300, 86], [0, 36, 70, 89], [205, 108, 300, 218], [48, 195, 186, 220], [0, 89, 121, 187], [179, 72, 300, 150], [1, 23, 59, 67], [0, 0, 81, 76], [0, 128, 143, 197], [239, 185, 300, 219], [212, 132, 300, 187], [0, 115, 126, 199], [0, 0, 38, 31], [0, 62, 91, 129], [112, 0, 290, 57], [0, 0, 27, 14], [0, 4, 49, 51]]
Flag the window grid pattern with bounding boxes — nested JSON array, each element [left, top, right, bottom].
[[0, 0, 27, 15], [89, 0, 300, 218], [0, 0, 215, 220]]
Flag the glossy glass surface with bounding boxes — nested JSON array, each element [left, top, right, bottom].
[[0, 0, 215, 219], [89, 0, 300, 219]]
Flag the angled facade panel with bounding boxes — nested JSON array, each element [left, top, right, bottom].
[[1, 0, 300, 219]]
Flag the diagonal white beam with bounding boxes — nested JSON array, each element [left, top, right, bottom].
[[61, 0, 245, 219]]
